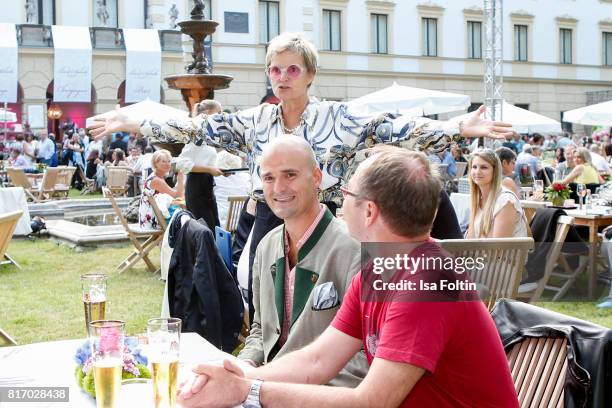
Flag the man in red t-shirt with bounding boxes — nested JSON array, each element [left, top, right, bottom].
[[178, 147, 519, 408]]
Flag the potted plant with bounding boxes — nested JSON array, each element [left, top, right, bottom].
[[545, 182, 571, 207]]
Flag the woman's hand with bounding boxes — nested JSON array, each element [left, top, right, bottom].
[[461, 105, 514, 140], [87, 105, 140, 140]]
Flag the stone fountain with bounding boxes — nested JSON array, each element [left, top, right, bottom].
[[164, 1, 233, 115]]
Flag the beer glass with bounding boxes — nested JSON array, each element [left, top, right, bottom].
[[82, 274, 108, 334], [147, 317, 181, 408], [89, 320, 125, 408]]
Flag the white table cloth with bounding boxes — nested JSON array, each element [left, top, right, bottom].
[[0, 187, 32, 235], [0, 332, 246, 407]]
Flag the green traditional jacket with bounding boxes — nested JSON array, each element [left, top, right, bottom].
[[238, 209, 368, 387]]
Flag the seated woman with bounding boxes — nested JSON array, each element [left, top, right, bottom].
[[104, 148, 128, 167], [559, 147, 604, 185], [85, 149, 105, 188], [139, 149, 185, 229], [466, 149, 529, 238]]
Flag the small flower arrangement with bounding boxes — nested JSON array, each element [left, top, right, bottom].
[[545, 182, 571, 206], [35, 162, 46, 173], [74, 337, 151, 398]]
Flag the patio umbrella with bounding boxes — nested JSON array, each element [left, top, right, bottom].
[[86, 99, 189, 128], [451, 101, 562, 134], [562, 100, 612, 127], [346, 82, 471, 116]]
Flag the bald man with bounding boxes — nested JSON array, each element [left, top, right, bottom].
[[237, 135, 367, 387]]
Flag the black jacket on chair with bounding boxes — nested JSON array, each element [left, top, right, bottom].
[[168, 218, 244, 352], [523, 208, 587, 283], [492, 299, 612, 408]]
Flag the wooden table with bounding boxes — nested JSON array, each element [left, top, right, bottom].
[[564, 207, 612, 298], [520, 200, 549, 224]]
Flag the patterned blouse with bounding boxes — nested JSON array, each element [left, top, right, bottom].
[[139, 173, 159, 229], [140, 98, 461, 205]]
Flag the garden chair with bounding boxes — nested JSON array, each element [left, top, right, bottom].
[[455, 161, 468, 178], [6, 168, 38, 201], [146, 194, 168, 234], [0, 210, 23, 270], [520, 216, 588, 302], [78, 166, 97, 195], [507, 336, 568, 407], [103, 188, 163, 274], [226, 195, 248, 234], [0, 327, 17, 346], [438, 237, 534, 310], [107, 166, 130, 197], [53, 166, 75, 199]]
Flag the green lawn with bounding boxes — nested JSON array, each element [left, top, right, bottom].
[[67, 188, 103, 199], [1, 238, 611, 346], [1, 239, 164, 345]]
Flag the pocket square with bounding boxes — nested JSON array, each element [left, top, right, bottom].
[[312, 282, 339, 310]]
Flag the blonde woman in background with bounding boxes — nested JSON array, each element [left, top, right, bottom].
[[139, 149, 185, 229], [466, 149, 528, 238], [559, 147, 603, 185]]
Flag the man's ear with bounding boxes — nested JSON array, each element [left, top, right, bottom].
[[364, 200, 379, 227], [313, 167, 323, 189]]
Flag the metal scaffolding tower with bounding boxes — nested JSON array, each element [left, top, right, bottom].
[[483, 0, 504, 123]]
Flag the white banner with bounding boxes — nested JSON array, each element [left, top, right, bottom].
[[123, 29, 162, 103], [52, 26, 92, 102], [0, 24, 18, 103]]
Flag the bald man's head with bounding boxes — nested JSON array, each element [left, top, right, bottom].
[[261, 135, 318, 170], [260, 135, 322, 221]]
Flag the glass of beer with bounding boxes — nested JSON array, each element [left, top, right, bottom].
[[89, 320, 125, 408], [82, 274, 108, 334], [147, 317, 181, 408]]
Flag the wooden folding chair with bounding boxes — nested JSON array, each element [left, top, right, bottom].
[[0, 327, 17, 346], [455, 161, 468, 178], [103, 188, 163, 273], [78, 166, 97, 195], [438, 238, 534, 310], [52, 166, 75, 199], [107, 167, 130, 197], [0, 210, 23, 270], [507, 336, 568, 408], [6, 168, 38, 201], [226, 195, 248, 234], [34, 168, 64, 201], [146, 194, 168, 233]]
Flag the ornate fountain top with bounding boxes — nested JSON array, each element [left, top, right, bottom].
[[190, 0, 206, 20]]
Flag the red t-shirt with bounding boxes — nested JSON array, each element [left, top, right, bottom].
[[332, 254, 519, 407]]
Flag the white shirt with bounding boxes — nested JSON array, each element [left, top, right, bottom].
[[473, 189, 529, 238], [36, 137, 55, 160], [176, 142, 217, 173], [590, 152, 610, 173], [134, 153, 153, 174]]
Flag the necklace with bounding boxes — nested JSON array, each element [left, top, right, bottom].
[[280, 115, 305, 135]]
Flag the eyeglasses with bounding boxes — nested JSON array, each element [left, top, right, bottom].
[[340, 185, 364, 199], [266, 64, 305, 81]]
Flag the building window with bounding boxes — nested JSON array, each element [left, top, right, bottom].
[[93, 0, 118, 28], [422, 17, 437, 57], [27, 0, 55, 25], [467, 21, 482, 59], [322, 9, 341, 51], [514, 24, 528, 61], [370, 13, 388, 54], [604, 32, 612, 66], [259, 1, 279, 44], [560, 28, 572, 64]]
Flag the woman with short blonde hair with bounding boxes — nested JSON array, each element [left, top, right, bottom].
[[139, 149, 185, 229], [466, 149, 528, 238]]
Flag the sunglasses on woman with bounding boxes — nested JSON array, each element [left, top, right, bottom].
[[266, 64, 305, 81]]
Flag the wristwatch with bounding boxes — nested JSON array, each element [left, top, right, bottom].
[[242, 379, 263, 408]]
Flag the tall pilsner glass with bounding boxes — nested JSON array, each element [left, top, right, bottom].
[[81, 274, 108, 334], [89, 320, 125, 408], [147, 318, 181, 408]]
